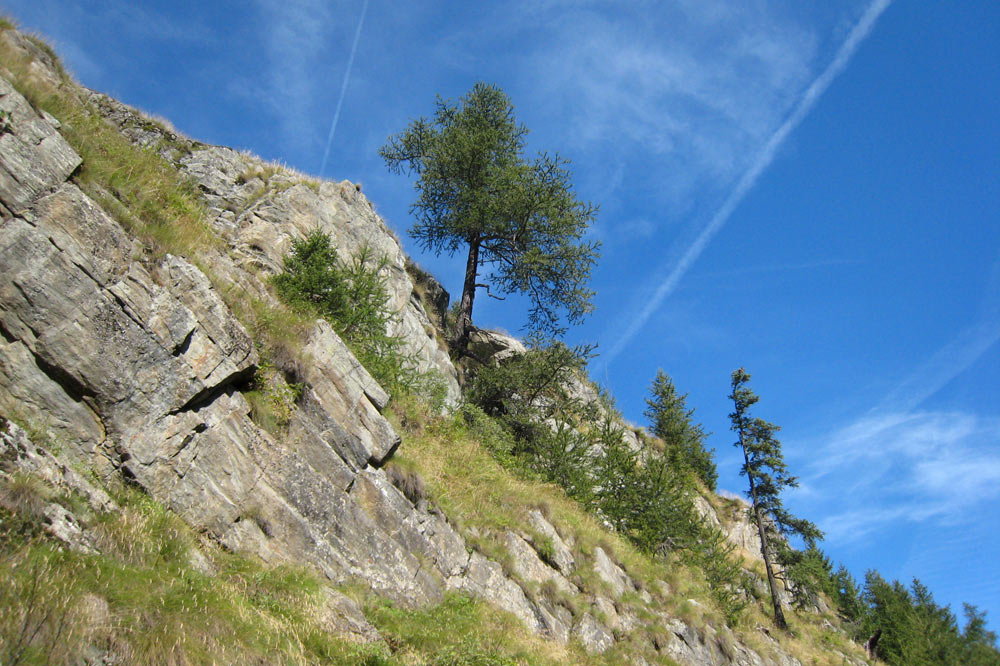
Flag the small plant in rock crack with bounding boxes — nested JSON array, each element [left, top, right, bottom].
[[0, 109, 13, 134], [271, 230, 437, 398]]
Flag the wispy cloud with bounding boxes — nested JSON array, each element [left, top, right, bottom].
[[253, 0, 336, 153], [319, 0, 369, 178], [875, 319, 1000, 415], [804, 306, 1000, 543], [522, 2, 821, 204], [813, 410, 1000, 541], [600, 0, 892, 367]]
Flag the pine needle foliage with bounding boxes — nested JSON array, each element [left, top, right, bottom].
[[729, 368, 822, 631], [271, 230, 442, 400], [828, 569, 1000, 666], [272, 231, 392, 346], [381, 82, 600, 352], [644, 369, 717, 491]]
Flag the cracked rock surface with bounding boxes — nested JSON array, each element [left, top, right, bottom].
[[0, 54, 821, 665]]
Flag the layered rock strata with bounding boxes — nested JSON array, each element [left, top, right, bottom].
[[0, 32, 841, 664]]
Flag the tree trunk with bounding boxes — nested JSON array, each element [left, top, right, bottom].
[[753, 503, 788, 630], [739, 427, 788, 631], [451, 238, 480, 354]]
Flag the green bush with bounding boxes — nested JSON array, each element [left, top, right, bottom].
[[467, 340, 595, 445], [272, 231, 444, 401], [272, 231, 390, 343], [467, 343, 748, 624]]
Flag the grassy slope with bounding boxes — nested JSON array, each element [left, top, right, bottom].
[[0, 19, 872, 666], [385, 399, 871, 666]]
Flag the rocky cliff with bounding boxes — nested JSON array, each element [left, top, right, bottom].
[[0, 26, 870, 666]]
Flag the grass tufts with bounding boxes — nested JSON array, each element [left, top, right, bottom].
[[0, 479, 391, 665]]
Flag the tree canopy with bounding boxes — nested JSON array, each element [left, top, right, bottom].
[[842, 572, 1000, 665], [379, 82, 599, 353], [644, 369, 717, 490]]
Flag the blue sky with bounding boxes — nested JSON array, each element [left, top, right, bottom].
[[4, 0, 998, 630]]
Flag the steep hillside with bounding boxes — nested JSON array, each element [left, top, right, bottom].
[[0, 23, 878, 665]]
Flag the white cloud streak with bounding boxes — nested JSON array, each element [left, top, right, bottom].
[[602, 0, 892, 366], [814, 409, 1000, 542], [807, 311, 1000, 543], [319, 0, 369, 178], [875, 318, 1000, 415], [254, 0, 335, 151]]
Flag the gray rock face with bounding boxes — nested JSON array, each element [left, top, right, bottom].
[[693, 494, 722, 529], [0, 418, 116, 516], [69, 86, 460, 407], [0, 49, 862, 665], [527, 509, 576, 576], [573, 613, 615, 654], [168, 140, 459, 407], [1, 184, 256, 458], [0, 68, 535, 628], [455, 551, 545, 633], [302, 320, 399, 467], [592, 546, 634, 598], [0, 75, 81, 212], [0, 419, 112, 553], [316, 589, 383, 645], [503, 530, 578, 597]]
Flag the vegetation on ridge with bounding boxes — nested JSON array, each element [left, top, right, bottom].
[[271, 229, 444, 403], [381, 82, 600, 355], [2, 17, 998, 666]]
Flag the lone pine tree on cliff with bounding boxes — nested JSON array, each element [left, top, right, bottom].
[[380, 82, 600, 356], [729, 368, 822, 630]]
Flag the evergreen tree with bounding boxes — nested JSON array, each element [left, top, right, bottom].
[[644, 370, 717, 490], [962, 604, 1000, 665], [832, 565, 867, 634], [593, 421, 696, 554], [780, 544, 834, 610], [858, 572, 1000, 666], [728, 368, 822, 630], [863, 572, 920, 664], [909, 579, 962, 664], [380, 82, 600, 354]]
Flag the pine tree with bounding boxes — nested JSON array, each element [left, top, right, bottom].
[[380, 82, 599, 354], [728, 368, 822, 630], [644, 369, 717, 490], [962, 604, 1000, 665]]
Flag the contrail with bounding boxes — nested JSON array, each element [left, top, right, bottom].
[[874, 317, 1000, 417], [319, 0, 369, 178], [602, 0, 892, 366]]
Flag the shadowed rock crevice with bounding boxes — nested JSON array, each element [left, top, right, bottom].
[[167, 364, 257, 416], [18, 329, 96, 407]]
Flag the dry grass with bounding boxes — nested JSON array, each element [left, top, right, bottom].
[[388, 401, 736, 642], [0, 479, 390, 665]]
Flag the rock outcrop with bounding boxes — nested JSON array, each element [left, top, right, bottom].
[[0, 29, 863, 666], [84, 88, 461, 409]]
